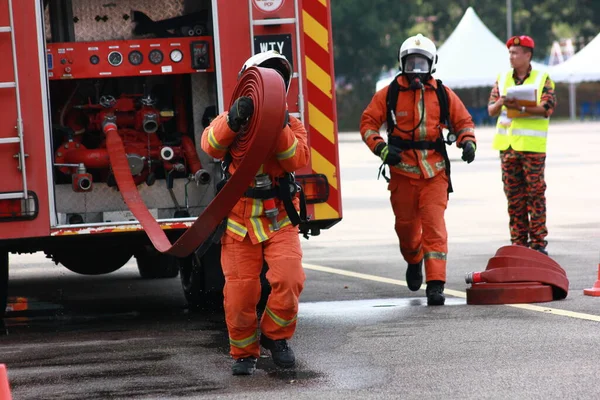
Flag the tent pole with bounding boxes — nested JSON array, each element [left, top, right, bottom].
[[568, 82, 576, 121]]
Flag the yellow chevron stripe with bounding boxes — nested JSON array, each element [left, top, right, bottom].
[[308, 102, 334, 144], [311, 148, 337, 190], [302, 10, 328, 52], [317, 0, 327, 6], [305, 56, 332, 99], [314, 202, 339, 220]]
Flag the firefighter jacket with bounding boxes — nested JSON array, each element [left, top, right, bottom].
[[201, 113, 309, 244], [360, 75, 475, 179], [493, 69, 553, 153]]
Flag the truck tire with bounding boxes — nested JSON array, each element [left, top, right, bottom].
[[53, 246, 133, 275], [0, 251, 8, 319], [134, 245, 179, 279], [178, 243, 224, 311], [179, 243, 271, 313]]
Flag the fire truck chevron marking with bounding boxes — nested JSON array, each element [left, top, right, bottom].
[[305, 57, 331, 98], [304, 35, 331, 74], [304, 0, 329, 24], [306, 80, 333, 119], [311, 149, 337, 190], [308, 102, 334, 144], [314, 202, 339, 219], [302, 11, 328, 51]]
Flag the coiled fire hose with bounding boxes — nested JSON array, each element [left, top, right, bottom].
[[105, 66, 287, 257]]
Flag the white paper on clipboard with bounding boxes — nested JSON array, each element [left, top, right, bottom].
[[506, 84, 537, 102]]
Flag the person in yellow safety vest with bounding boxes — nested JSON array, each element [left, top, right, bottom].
[[488, 35, 557, 256]]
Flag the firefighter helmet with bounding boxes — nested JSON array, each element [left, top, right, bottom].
[[398, 33, 437, 74], [238, 50, 292, 93]]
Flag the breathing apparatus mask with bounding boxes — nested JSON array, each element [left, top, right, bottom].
[[403, 54, 431, 90]]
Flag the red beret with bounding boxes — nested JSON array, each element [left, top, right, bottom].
[[506, 35, 535, 49]]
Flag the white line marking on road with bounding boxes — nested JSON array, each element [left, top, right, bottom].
[[303, 263, 600, 323]]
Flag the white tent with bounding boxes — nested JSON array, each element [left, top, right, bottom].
[[435, 7, 515, 88], [375, 7, 546, 91], [548, 32, 600, 120], [549, 33, 600, 83]]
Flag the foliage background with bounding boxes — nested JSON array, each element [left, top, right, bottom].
[[331, 0, 600, 130]]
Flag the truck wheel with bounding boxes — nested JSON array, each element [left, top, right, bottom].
[[135, 245, 179, 279], [53, 246, 133, 275], [178, 243, 224, 311], [0, 251, 8, 318]]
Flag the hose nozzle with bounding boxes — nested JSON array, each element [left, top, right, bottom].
[[465, 272, 482, 284]]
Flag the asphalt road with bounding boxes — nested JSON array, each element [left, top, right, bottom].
[[2, 121, 600, 399]]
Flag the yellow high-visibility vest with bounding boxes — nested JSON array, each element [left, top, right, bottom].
[[492, 69, 554, 153]]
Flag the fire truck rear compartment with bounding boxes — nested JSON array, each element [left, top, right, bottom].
[[37, 0, 222, 281]]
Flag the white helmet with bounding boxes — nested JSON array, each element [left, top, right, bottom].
[[398, 33, 437, 74], [238, 50, 292, 92]]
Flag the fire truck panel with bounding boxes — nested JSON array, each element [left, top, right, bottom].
[[47, 37, 214, 80], [0, 0, 52, 239]]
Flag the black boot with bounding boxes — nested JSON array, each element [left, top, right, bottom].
[[426, 280, 445, 306], [260, 335, 296, 368], [232, 357, 257, 375], [406, 260, 423, 291]]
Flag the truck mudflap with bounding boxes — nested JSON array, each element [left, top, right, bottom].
[[102, 66, 286, 257]]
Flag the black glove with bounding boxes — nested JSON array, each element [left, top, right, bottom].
[[227, 96, 254, 132], [461, 140, 476, 164], [374, 142, 402, 166]]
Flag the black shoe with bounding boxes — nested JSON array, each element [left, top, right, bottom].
[[232, 357, 257, 375], [534, 247, 549, 256], [426, 281, 445, 306], [260, 335, 296, 368], [406, 260, 423, 291]]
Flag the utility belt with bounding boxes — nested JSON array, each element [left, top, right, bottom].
[[387, 135, 453, 194], [388, 136, 444, 152], [243, 173, 308, 228]]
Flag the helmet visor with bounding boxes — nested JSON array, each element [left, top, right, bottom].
[[404, 54, 430, 73]]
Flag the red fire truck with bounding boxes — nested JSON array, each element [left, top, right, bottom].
[[0, 0, 342, 316]]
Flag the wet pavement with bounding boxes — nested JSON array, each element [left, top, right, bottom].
[[2, 122, 600, 399]]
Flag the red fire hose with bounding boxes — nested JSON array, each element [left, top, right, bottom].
[[465, 245, 569, 304], [105, 66, 287, 257]]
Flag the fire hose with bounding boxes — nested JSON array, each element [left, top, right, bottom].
[[104, 66, 287, 257]]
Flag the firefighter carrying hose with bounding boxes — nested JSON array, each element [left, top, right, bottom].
[[201, 50, 309, 375], [360, 34, 476, 306]]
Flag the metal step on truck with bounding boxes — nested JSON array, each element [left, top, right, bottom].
[[0, 0, 342, 316]]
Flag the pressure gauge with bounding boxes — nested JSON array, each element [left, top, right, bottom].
[[148, 49, 164, 65], [170, 49, 183, 63], [128, 50, 143, 66], [107, 51, 123, 66]]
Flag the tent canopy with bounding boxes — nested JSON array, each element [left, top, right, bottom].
[[375, 7, 545, 91], [549, 33, 600, 83]]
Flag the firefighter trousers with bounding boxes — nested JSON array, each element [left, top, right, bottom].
[[388, 172, 448, 282], [221, 226, 305, 359]]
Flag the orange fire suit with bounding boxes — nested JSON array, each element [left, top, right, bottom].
[[201, 112, 309, 360], [360, 75, 475, 283]]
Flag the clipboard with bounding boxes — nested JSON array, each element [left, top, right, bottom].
[[506, 84, 538, 118]]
